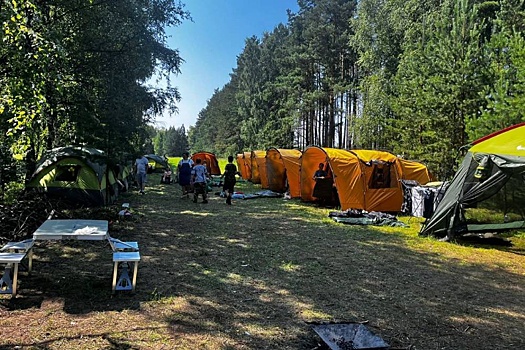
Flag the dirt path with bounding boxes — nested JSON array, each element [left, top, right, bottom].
[[1, 174, 525, 349]]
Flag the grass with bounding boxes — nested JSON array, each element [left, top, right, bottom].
[[1, 175, 524, 349]]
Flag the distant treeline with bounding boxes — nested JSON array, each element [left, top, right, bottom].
[[189, 0, 525, 180]]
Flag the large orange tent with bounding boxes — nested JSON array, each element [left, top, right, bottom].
[[250, 150, 268, 188], [192, 151, 221, 175], [236, 152, 252, 180], [300, 147, 431, 212], [266, 148, 302, 197]]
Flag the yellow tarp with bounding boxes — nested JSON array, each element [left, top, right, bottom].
[[236, 152, 252, 180], [250, 150, 266, 184]]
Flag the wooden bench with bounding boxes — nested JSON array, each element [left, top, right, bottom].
[[0, 252, 27, 296], [112, 251, 140, 293]]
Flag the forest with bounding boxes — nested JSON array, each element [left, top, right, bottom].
[[2, 0, 525, 202], [189, 0, 525, 180]]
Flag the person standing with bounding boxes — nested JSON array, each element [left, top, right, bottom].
[[221, 155, 238, 205], [134, 154, 149, 194], [191, 158, 208, 203], [177, 152, 194, 198]]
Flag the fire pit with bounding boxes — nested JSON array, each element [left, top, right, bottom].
[[311, 322, 390, 350]]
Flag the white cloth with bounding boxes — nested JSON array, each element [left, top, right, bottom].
[[178, 158, 194, 167]]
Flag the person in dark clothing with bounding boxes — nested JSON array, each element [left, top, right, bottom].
[[177, 152, 194, 198], [313, 162, 328, 180], [313, 163, 331, 206], [221, 155, 238, 205]]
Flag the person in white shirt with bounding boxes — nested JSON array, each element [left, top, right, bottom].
[[134, 155, 149, 194]]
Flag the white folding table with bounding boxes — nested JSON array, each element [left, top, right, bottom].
[[32, 219, 139, 293], [33, 219, 109, 241], [31, 219, 110, 292]]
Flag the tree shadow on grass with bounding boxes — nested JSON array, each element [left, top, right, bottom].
[[1, 240, 143, 314], [3, 176, 524, 349], [134, 191, 525, 349]]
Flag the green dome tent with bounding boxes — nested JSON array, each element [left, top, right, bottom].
[[26, 146, 119, 207]]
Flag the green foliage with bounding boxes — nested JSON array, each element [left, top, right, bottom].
[[153, 125, 189, 156], [392, 0, 489, 178], [1, 181, 25, 204], [188, 76, 243, 157], [474, 8, 525, 140], [0, 0, 190, 202]]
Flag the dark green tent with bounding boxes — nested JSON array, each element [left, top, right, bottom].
[[420, 123, 525, 239]]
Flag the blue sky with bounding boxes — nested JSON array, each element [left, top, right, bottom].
[[153, 0, 299, 130]]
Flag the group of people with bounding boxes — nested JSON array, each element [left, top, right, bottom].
[[177, 152, 210, 203], [178, 152, 238, 205], [135, 152, 238, 205], [136, 155, 331, 206]]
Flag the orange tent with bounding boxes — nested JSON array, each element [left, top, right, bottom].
[[236, 152, 252, 180], [192, 151, 221, 175], [300, 147, 431, 212], [250, 150, 268, 188], [266, 148, 302, 197]]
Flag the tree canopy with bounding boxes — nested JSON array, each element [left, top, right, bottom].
[[1, 0, 189, 191]]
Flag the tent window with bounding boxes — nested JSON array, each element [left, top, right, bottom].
[[55, 165, 81, 182], [369, 162, 392, 189]]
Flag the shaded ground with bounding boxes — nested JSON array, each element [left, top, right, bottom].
[[1, 174, 524, 349]]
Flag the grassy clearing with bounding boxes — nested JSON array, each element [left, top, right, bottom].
[[1, 175, 524, 349]]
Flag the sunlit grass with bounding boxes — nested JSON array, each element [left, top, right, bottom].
[[279, 261, 301, 272]]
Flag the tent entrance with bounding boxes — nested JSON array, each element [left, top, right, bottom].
[[54, 164, 82, 182], [461, 173, 525, 232]]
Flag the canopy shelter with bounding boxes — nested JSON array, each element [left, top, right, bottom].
[[266, 148, 302, 198], [26, 146, 119, 207], [300, 147, 432, 212], [236, 152, 252, 180], [250, 150, 269, 188], [144, 154, 168, 172], [421, 123, 525, 239], [192, 151, 221, 175]]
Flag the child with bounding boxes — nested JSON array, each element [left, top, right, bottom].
[[191, 158, 208, 203], [177, 152, 194, 197], [162, 166, 172, 184], [221, 155, 238, 205]]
